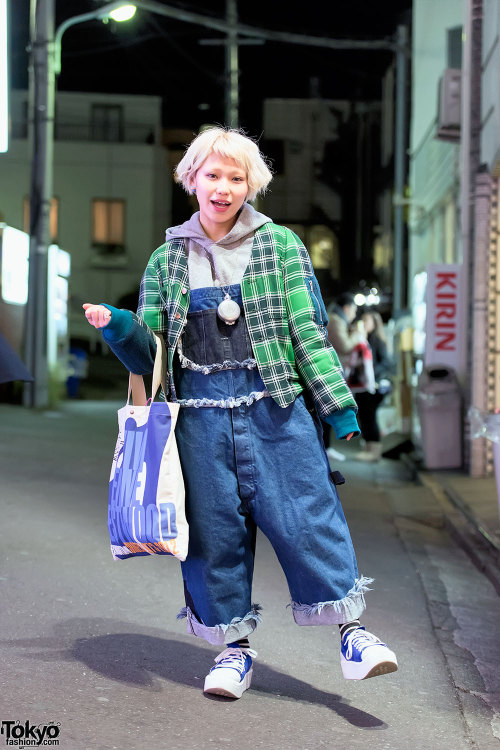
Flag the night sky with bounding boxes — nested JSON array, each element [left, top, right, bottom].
[[10, 0, 412, 134]]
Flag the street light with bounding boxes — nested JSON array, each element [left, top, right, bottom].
[[25, 0, 251, 408], [109, 5, 137, 23], [24, 0, 137, 408], [54, 2, 138, 75]]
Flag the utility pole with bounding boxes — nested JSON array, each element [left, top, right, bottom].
[[202, 0, 239, 126], [392, 24, 408, 317], [225, 0, 239, 128], [24, 0, 55, 407]]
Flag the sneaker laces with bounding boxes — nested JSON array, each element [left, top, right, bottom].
[[343, 628, 383, 660], [213, 646, 258, 670]]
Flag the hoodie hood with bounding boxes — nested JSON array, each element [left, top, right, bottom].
[[165, 202, 271, 251]]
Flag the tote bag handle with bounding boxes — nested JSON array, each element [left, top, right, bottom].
[[127, 334, 167, 406]]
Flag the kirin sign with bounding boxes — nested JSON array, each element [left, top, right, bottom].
[[424, 263, 465, 376]]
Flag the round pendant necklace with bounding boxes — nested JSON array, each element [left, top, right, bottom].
[[203, 248, 241, 325], [217, 293, 241, 325]]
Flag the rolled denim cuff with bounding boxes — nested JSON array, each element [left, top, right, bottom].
[[290, 576, 373, 625], [176, 604, 262, 646]]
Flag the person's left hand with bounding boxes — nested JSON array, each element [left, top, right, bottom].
[[346, 432, 354, 441], [83, 303, 111, 329]]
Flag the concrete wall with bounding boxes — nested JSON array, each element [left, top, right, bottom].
[[411, 0, 464, 153], [482, 0, 500, 173], [408, 0, 464, 292], [262, 98, 346, 223]]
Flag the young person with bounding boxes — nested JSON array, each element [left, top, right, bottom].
[[323, 292, 365, 462], [83, 127, 397, 699], [354, 310, 395, 462]]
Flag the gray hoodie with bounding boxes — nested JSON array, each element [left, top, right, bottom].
[[165, 203, 271, 290]]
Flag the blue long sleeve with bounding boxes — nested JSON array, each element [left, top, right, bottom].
[[322, 406, 360, 440], [100, 304, 157, 375]]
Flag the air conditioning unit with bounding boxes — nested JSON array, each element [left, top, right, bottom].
[[436, 68, 461, 142]]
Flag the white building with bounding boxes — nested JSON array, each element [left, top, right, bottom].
[[408, 1, 463, 284], [262, 97, 347, 225], [0, 89, 171, 349]]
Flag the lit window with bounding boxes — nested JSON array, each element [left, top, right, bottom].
[[92, 199, 125, 247], [91, 199, 127, 266], [23, 196, 59, 242]]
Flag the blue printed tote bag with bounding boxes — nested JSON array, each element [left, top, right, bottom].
[[108, 335, 188, 561]]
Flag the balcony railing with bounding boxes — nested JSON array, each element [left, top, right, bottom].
[[10, 120, 159, 144]]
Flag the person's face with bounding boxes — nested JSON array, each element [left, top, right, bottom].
[[363, 313, 375, 334], [191, 153, 248, 239], [344, 303, 357, 323]]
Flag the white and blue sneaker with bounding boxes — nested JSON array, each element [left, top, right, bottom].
[[341, 626, 398, 680], [204, 643, 257, 698]]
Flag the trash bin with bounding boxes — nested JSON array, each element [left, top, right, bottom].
[[416, 365, 462, 469]]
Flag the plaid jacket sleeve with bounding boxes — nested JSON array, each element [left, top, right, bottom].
[[281, 229, 358, 417], [136, 244, 169, 333]]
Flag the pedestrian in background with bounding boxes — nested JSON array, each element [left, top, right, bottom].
[[354, 310, 394, 462], [82, 127, 397, 700], [323, 292, 365, 462], [326, 292, 364, 373]]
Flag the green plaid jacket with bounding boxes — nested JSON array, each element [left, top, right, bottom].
[[137, 222, 356, 417]]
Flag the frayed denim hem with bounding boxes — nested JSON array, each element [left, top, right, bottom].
[[176, 603, 263, 646], [290, 576, 374, 626]]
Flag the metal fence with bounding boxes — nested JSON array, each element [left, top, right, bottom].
[[10, 120, 158, 145]]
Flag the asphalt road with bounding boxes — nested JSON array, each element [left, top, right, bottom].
[[1, 401, 499, 750]]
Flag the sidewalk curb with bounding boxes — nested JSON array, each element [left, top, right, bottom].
[[400, 453, 500, 597]]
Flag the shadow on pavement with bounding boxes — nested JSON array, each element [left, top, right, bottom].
[[2, 617, 388, 731]]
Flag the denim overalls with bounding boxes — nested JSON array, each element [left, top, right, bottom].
[[174, 284, 371, 646]]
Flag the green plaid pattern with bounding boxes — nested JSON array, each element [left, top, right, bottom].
[[137, 223, 356, 416]]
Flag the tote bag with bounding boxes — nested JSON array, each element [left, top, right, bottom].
[[108, 334, 188, 561]]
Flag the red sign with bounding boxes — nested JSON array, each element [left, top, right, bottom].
[[424, 263, 465, 374]]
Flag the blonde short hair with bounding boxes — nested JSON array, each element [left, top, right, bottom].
[[175, 127, 273, 202]]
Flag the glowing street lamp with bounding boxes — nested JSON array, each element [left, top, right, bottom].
[[54, 3, 138, 75], [108, 5, 137, 23]]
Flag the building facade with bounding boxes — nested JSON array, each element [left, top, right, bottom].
[[0, 90, 171, 353], [408, 0, 500, 476], [261, 96, 383, 304]]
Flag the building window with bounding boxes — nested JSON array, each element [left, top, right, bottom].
[[91, 199, 126, 263], [23, 196, 59, 242], [92, 199, 125, 245], [447, 26, 462, 69], [91, 104, 124, 142]]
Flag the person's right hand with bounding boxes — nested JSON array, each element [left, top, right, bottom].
[[82, 303, 111, 329]]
